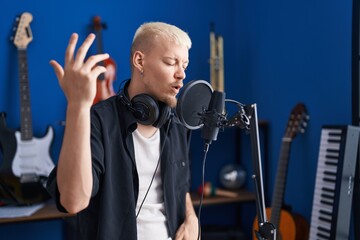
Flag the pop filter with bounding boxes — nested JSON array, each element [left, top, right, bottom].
[[176, 80, 213, 130]]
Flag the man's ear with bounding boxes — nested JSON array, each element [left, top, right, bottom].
[[133, 51, 144, 73]]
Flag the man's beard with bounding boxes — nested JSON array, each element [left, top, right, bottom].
[[163, 95, 177, 108]]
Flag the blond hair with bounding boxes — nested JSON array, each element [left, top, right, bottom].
[[131, 22, 192, 58]]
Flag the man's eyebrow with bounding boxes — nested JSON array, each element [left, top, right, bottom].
[[164, 56, 188, 62]]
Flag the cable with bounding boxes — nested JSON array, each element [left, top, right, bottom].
[[197, 142, 210, 240], [225, 98, 245, 107], [136, 115, 173, 218]]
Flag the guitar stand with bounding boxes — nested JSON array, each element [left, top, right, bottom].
[[237, 104, 276, 240]]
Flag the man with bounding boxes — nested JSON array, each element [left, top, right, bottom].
[[47, 22, 199, 240]]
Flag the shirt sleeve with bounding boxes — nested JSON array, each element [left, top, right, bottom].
[[46, 167, 68, 213], [90, 108, 106, 197]]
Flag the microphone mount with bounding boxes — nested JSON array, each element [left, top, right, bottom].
[[198, 107, 227, 130], [198, 99, 250, 133], [224, 99, 251, 131]]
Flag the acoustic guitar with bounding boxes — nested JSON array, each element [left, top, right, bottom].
[[92, 16, 116, 105], [253, 103, 310, 240], [0, 12, 54, 205]]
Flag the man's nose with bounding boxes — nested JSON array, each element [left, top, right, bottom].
[[175, 67, 186, 80]]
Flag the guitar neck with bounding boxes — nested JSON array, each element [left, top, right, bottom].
[[18, 49, 33, 141], [95, 29, 104, 55], [270, 138, 292, 228], [95, 28, 106, 81]]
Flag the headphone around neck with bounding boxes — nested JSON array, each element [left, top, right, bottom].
[[118, 81, 171, 128]]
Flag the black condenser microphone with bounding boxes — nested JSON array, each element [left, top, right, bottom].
[[201, 90, 226, 145]]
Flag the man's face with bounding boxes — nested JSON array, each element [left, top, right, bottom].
[[141, 38, 189, 108]]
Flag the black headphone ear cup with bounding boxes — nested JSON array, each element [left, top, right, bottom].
[[154, 103, 171, 128], [131, 94, 160, 126]]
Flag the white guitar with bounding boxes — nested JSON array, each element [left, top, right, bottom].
[[11, 12, 54, 180]]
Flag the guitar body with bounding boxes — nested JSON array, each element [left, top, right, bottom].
[[291, 212, 310, 240], [0, 113, 54, 205], [12, 126, 54, 178], [93, 57, 116, 104], [253, 208, 309, 240]]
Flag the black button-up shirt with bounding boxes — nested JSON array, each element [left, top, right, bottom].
[[47, 94, 192, 240]]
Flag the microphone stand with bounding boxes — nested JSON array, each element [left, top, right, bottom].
[[198, 96, 276, 239], [229, 103, 276, 240]]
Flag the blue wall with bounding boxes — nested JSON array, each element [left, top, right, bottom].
[[0, 0, 355, 239]]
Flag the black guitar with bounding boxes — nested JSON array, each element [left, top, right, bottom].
[[0, 12, 54, 205]]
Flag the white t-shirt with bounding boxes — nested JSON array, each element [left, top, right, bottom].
[[133, 129, 171, 240]]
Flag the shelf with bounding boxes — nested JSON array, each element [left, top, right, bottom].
[[0, 201, 74, 224], [0, 189, 255, 224], [191, 189, 255, 207]]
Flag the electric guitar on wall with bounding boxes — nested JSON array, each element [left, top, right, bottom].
[[253, 103, 310, 240], [0, 12, 54, 205], [92, 16, 116, 105]]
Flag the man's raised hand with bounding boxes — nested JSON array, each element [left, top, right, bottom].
[[50, 33, 110, 107]]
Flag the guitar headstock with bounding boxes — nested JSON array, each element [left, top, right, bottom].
[[284, 103, 309, 139], [93, 16, 107, 32], [12, 12, 33, 49]]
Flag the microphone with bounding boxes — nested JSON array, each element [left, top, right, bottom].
[[200, 90, 226, 145]]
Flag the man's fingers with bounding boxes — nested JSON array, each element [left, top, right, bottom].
[[64, 33, 79, 66], [83, 53, 110, 72], [92, 65, 107, 79], [175, 225, 185, 240], [74, 33, 96, 66], [49, 60, 64, 81]]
